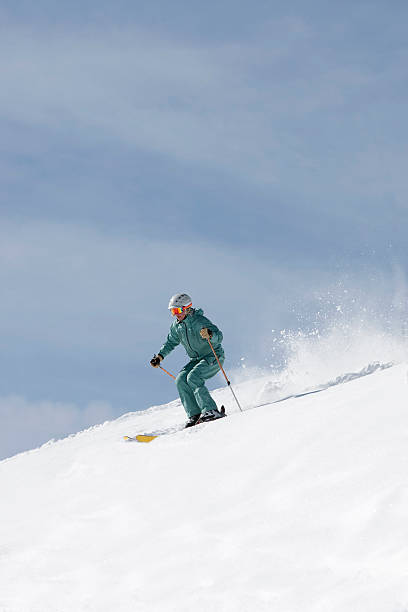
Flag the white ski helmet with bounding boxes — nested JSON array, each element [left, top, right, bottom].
[[168, 293, 192, 310]]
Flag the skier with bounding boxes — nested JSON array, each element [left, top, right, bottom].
[[150, 293, 225, 427]]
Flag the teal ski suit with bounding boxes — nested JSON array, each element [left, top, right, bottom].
[[158, 308, 224, 417]]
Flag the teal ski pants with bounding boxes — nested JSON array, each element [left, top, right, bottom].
[[175, 357, 224, 417]]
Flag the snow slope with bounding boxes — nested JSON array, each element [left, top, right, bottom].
[[1, 363, 408, 612]]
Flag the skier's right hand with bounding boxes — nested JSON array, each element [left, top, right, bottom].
[[150, 354, 163, 368]]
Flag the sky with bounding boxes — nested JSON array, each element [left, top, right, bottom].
[[1, 0, 408, 458]]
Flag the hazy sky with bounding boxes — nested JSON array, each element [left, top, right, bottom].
[[1, 0, 408, 458]]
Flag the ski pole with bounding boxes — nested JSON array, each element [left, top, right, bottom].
[[207, 338, 243, 412], [159, 364, 176, 380], [152, 354, 176, 380]]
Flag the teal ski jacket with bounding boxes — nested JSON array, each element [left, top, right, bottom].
[[158, 308, 224, 363]]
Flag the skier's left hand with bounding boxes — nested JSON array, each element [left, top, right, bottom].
[[200, 327, 212, 340]]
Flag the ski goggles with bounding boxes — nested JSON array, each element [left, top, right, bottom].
[[170, 303, 192, 316]]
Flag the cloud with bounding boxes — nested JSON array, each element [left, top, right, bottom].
[[1, 15, 407, 256], [0, 219, 327, 352], [0, 395, 115, 461], [0, 19, 398, 193]]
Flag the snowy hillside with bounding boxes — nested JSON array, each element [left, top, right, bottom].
[[1, 363, 408, 612]]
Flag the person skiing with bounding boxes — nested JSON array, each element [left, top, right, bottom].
[[150, 293, 225, 427]]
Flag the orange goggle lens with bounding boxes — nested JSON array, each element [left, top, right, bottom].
[[170, 304, 191, 316]]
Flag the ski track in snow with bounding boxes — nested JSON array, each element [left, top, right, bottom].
[[1, 362, 408, 612]]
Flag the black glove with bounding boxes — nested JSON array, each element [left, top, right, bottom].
[[150, 354, 163, 368]]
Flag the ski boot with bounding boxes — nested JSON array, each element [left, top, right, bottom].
[[184, 413, 201, 428], [197, 406, 226, 423]]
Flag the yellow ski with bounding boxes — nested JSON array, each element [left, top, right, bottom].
[[123, 434, 158, 443]]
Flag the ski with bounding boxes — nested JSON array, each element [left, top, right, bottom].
[[123, 407, 226, 443], [124, 433, 160, 443], [123, 423, 184, 444]]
